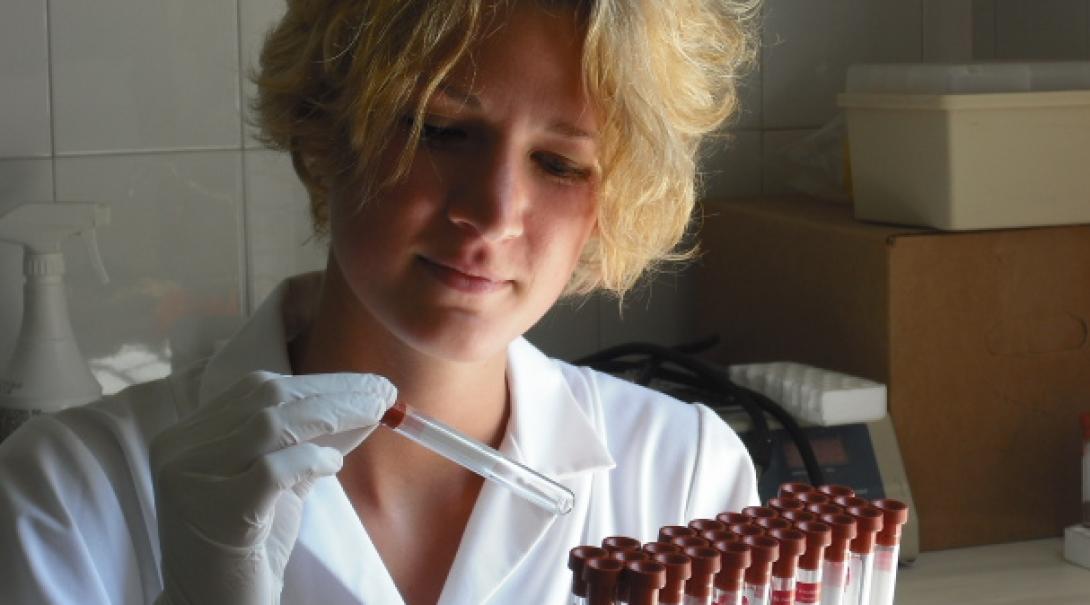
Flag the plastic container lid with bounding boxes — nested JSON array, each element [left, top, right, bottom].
[[568, 545, 607, 598], [820, 513, 858, 563], [845, 61, 1090, 94], [713, 541, 752, 592], [653, 552, 692, 604], [770, 527, 808, 579]]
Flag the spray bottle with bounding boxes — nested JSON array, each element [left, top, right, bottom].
[[0, 202, 110, 441]]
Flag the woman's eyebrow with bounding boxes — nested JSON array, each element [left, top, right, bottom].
[[436, 83, 481, 109], [436, 83, 597, 141]]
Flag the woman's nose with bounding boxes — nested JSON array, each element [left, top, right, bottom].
[[446, 148, 525, 242]]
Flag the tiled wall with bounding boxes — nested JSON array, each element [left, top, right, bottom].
[[2, 0, 1089, 393]]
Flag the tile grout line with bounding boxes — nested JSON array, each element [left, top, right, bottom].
[[45, 0, 57, 200], [235, 0, 252, 317]]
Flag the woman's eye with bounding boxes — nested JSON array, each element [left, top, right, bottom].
[[405, 116, 465, 146], [535, 153, 592, 182]]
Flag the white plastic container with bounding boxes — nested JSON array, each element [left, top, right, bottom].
[[838, 62, 1090, 230]]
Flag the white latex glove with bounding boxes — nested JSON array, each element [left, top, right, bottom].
[[150, 371, 397, 605]]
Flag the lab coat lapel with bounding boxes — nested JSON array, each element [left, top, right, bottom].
[[437, 338, 614, 604]]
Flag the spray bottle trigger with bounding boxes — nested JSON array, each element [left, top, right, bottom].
[[80, 228, 109, 284]]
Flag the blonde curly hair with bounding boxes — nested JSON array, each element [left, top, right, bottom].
[[252, 0, 760, 296]]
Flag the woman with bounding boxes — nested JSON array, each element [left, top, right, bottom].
[[0, 0, 761, 603]]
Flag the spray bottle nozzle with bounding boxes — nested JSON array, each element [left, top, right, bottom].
[[0, 202, 111, 282]]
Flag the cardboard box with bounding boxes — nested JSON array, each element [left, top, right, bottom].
[[696, 196, 1090, 551]]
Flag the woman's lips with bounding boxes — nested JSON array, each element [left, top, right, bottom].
[[419, 256, 510, 294]]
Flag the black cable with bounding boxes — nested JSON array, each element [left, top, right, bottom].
[[573, 341, 827, 486]]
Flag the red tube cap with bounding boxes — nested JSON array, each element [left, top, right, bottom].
[[797, 491, 831, 506], [624, 560, 668, 605], [820, 513, 858, 563], [602, 536, 642, 554], [755, 517, 792, 532], [652, 552, 692, 604], [584, 557, 624, 605], [778, 482, 815, 498], [796, 520, 832, 570], [833, 495, 869, 510], [713, 540, 752, 592], [717, 511, 750, 526], [729, 523, 765, 539], [782, 509, 817, 525], [770, 527, 807, 579], [658, 525, 697, 543], [702, 529, 736, 545], [683, 546, 721, 599], [643, 541, 683, 557], [742, 535, 780, 586], [873, 499, 910, 547], [807, 502, 843, 517], [671, 535, 711, 550], [742, 506, 780, 521], [690, 518, 728, 534], [818, 484, 856, 499], [568, 545, 607, 598], [846, 505, 884, 555], [768, 497, 806, 514], [611, 549, 649, 564]]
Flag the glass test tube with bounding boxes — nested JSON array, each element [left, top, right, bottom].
[[682, 545, 721, 605], [570, 546, 609, 605], [653, 552, 693, 605], [380, 401, 574, 515], [842, 506, 883, 605], [794, 521, 832, 605], [711, 540, 750, 605], [742, 535, 779, 605], [770, 527, 807, 605], [869, 499, 909, 605], [818, 513, 856, 605]]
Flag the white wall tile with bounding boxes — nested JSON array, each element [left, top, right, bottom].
[[239, 0, 289, 149], [525, 296, 601, 362], [733, 60, 764, 130], [762, 128, 831, 197], [994, 0, 1089, 60], [700, 130, 763, 200], [55, 151, 243, 394], [244, 149, 327, 312], [50, 0, 241, 154], [0, 0, 51, 158], [763, 0, 923, 130], [923, 0, 975, 61], [0, 160, 55, 367]]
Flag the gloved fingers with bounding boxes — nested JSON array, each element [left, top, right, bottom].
[[152, 372, 397, 475], [174, 380, 394, 476], [236, 442, 343, 525]]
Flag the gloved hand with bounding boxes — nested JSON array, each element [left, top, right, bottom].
[[150, 371, 397, 605]]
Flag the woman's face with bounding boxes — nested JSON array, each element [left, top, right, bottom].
[[328, 3, 599, 364]]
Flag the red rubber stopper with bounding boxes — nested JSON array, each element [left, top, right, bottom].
[[872, 499, 910, 547], [820, 513, 858, 563], [584, 557, 624, 605], [625, 560, 668, 605], [683, 545, 721, 599], [653, 552, 692, 605], [846, 505, 884, 555], [796, 521, 832, 571], [742, 535, 780, 587], [713, 540, 752, 593], [602, 536, 642, 555], [568, 545, 607, 598]]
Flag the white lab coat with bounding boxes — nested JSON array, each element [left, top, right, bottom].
[[0, 277, 758, 605]]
